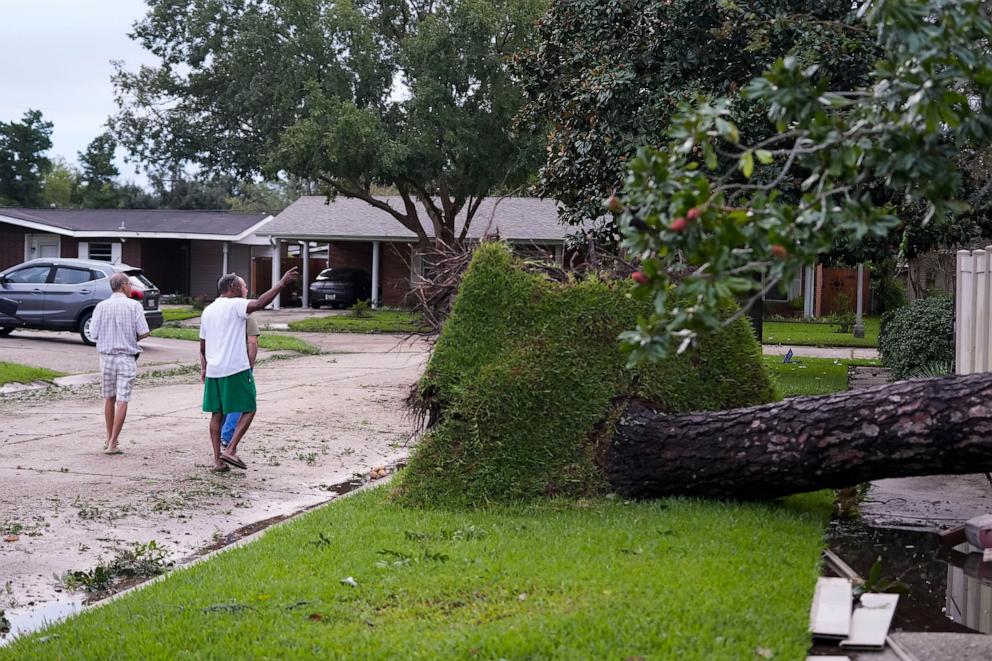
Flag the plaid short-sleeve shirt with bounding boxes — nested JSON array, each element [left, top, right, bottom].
[[90, 293, 149, 355]]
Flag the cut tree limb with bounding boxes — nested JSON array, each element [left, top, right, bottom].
[[603, 372, 992, 500]]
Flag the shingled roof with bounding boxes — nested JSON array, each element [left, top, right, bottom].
[[0, 208, 271, 240], [261, 196, 569, 242]]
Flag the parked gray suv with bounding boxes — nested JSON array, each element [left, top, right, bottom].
[[0, 258, 164, 345]]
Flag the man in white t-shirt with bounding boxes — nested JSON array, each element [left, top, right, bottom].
[[199, 268, 298, 472]]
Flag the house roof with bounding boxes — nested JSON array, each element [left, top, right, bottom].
[[0, 208, 272, 242], [261, 196, 570, 243]]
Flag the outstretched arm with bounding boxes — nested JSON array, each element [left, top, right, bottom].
[[247, 267, 299, 315]]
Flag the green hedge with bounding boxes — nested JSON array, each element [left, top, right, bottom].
[[879, 297, 955, 380], [395, 243, 776, 508]]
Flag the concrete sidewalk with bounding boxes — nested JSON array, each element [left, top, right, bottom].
[[762, 343, 879, 360], [0, 334, 431, 617]]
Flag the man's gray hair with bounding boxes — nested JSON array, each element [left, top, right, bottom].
[[109, 273, 130, 292], [217, 273, 241, 295]]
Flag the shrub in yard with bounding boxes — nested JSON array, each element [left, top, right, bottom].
[[350, 299, 372, 317], [395, 243, 775, 507], [879, 297, 954, 380]]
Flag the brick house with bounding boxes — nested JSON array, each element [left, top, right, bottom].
[[258, 196, 571, 309], [0, 208, 273, 298]]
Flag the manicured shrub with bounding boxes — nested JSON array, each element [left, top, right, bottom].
[[879, 297, 954, 380], [395, 243, 776, 508]]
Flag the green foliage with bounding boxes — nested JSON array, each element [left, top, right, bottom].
[[113, 0, 545, 243], [871, 258, 907, 314], [606, 0, 992, 362], [830, 293, 856, 333], [41, 157, 80, 208], [763, 318, 879, 348], [0, 361, 64, 386], [350, 299, 372, 318], [879, 297, 955, 380], [287, 310, 425, 334], [150, 327, 319, 354], [78, 132, 121, 208], [59, 541, 171, 594], [515, 0, 876, 228], [395, 244, 774, 507], [762, 355, 872, 398], [160, 306, 200, 322], [0, 109, 53, 206], [2, 488, 831, 660]]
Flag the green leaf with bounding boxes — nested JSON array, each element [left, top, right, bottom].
[[755, 149, 774, 165], [739, 151, 754, 178]]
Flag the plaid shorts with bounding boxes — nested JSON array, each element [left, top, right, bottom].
[[99, 354, 138, 402]]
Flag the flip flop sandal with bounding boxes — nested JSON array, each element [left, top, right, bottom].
[[210, 464, 231, 473], [220, 454, 247, 470], [104, 447, 123, 455]]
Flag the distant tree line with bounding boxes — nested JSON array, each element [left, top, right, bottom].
[[0, 109, 310, 212]]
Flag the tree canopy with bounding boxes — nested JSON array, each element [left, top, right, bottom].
[[605, 0, 992, 363], [0, 110, 54, 207], [112, 0, 546, 245], [515, 0, 878, 229]]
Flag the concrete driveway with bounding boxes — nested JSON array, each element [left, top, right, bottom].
[[0, 333, 431, 630], [0, 330, 202, 375]]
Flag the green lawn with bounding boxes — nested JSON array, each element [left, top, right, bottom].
[[0, 361, 63, 386], [1, 488, 832, 660], [762, 317, 880, 348], [160, 306, 201, 323], [288, 310, 426, 334], [764, 355, 879, 397], [150, 327, 320, 355]]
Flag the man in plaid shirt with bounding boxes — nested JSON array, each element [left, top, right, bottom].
[[90, 272, 150, 454]]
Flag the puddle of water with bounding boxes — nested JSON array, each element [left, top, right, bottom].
[[0, 597, 84, 647], [827, 519, 991, 634]]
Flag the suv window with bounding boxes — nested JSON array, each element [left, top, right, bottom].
[[53, 267, 96, 285], [127, 272, 154, 289], [5, 266, 51, 284]]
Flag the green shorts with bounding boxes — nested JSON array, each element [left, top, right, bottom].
[[203, 370, 257, 414]]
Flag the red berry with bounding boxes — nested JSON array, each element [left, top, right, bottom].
[[631, 271, 650, 285], [606, 195, 622, 213], [686, 207, 702, 221], [670, 217, 688, 232], [771, 244, 788, 259]]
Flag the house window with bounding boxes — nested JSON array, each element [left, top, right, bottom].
[[88, 243, 113, 261]]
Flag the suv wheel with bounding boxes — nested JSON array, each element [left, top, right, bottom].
[[0, 327, 13, 337], [79, 311, 96, 346]]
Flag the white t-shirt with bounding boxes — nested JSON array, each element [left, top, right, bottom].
[[199, 297, 250, 378]]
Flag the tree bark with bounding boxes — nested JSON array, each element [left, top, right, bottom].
[[603, 372, 992, 500]]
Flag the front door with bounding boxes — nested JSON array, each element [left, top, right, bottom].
[[27, 234, 60, 260], [0, 264, 52, 325]]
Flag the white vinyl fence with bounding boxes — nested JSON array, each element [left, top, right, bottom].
[[956, 248, 992, 374]]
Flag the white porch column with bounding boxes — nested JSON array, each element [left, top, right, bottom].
[[372, 240, 381, 308], [271, 240, 282, 310], [222, 241, 229, 275], [302, 241, 310, 309], [554, 244, 564, 267], [803, 265, 815, 319], [853, 262, 865, 338]]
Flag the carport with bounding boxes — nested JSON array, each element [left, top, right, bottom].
[[259, 196, 569, 309]]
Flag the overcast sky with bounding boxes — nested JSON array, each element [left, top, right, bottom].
[[0, 0, 155, 184]]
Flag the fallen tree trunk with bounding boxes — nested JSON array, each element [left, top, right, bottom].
[[604, 372, 992, 500]]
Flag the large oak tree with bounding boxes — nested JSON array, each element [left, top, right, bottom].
[[112, 0, 546, 246]]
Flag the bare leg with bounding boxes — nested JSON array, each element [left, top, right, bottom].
[[209, 413, 225, 468], [223, 411, 256, 459], [107, 401, 129, 449], [103, 397, 116, 448]]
